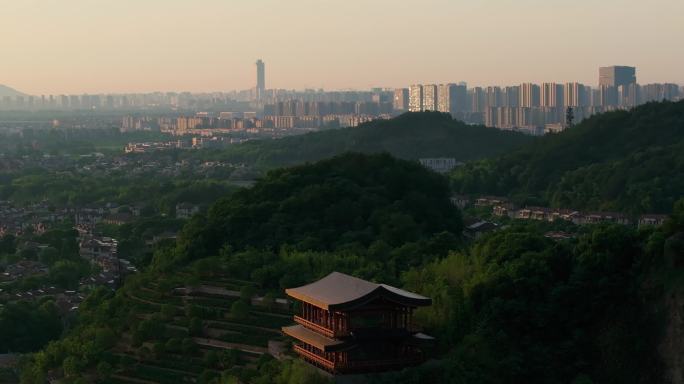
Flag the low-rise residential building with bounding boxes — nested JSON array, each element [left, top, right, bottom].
[[544, 231, 575, 241], [576, 212, 631, 226], [464, 220, 499, 239], [79, 236, 118, 262], [475, 196, 509, 207], [102, 213, 134, 225], [488, 199, 661, 228], [638, 214, 668, 228], [419, 158, 463, 173], [450, 195, 470, 209], [176, 203, 200, 219], [493, 203, 518, 218]]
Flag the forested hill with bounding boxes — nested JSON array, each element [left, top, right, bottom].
[[451, 100, 684, 214], [213, 112, 533, 168], [161, 152, 463, 272]]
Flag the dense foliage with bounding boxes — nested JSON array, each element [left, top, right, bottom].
[[163, 152, 462, 268], [0, 169, 236, 210], [451, 101, 684, 213], [385, 222, 673, 384], [202, 112, 533, 168], [0, 127, 167, 156], [96, 217, 186, 267], [0, 228, 92, 292], [0, 301, 62, 353]]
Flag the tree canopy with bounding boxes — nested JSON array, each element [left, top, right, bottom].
[[164, 152, 462, 267]]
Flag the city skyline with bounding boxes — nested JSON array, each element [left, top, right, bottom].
[[1, 64, 681, 99], [2, 0, 684, 94]]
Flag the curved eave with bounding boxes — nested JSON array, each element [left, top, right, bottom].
[[284, 272, 431, 311], [285, 288, 333, 310], [286, 286, 431, 311], [328, 286, 432, 311]]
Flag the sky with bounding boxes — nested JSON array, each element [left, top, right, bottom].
[[1, 0, 683, 94]]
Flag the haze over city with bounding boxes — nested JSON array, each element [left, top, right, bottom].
[[2, 0, 684, 94]]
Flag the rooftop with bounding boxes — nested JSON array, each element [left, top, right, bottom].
[[285, 272, 431, 311]]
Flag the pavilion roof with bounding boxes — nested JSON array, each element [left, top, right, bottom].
[[285, 272, 431, 311]]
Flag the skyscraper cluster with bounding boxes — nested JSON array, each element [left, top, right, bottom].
[[398, 66, 680, 133], [406, 84, 468, 114]]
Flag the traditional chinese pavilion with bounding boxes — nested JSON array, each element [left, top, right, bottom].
[[282, 272, 433, 374]]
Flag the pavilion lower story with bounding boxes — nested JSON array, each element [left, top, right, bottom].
[[292, 341, 424, 374]]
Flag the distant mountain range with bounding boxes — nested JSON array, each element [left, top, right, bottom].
[[0, 84, 27, 98]]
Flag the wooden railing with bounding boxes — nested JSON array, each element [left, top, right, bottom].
[[293, 345, 336, 370], [294, 315, 340, 338]]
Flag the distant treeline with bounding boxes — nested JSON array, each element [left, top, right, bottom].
[[196, 112, 533, 169]]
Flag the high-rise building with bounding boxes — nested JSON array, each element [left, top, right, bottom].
[[541, 83, 563, 107], [619, 83, 641, 107], [408, 85, 423, 112], [503, 86, 520, 108], [422, 84, 437, 111], [256, 59, 265, 101], [437, 84, 468, 115], [598, 85, 618, 107], [436, 84, 451, 113], [520, 83, 540, 108], [393, 88, 409, 111], [641, 83, 680, 102], [599, 66, 636, 88], [450, 84, 469, 113], [500, 107, 518, 128], [470, 87, 486, 113], [485, 86, 503, 108], [69, 95, 80, 109], [564, 82, 586, 107]]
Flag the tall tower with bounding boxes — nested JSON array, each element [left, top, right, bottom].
[[256, 59, 265, 101], [598, 66, 636, 88]]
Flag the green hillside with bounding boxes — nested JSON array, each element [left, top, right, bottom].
[[211, 112, 533, 169], [451, 100, 684, 214], [18, 153, 464, 384], [17, 153, 684, 384]]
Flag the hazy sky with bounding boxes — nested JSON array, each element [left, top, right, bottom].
[[1, 0, 683, 94]]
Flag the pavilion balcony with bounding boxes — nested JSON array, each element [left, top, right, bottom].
[[293, 344, 337, 371], [294, 315, 347, 338]]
